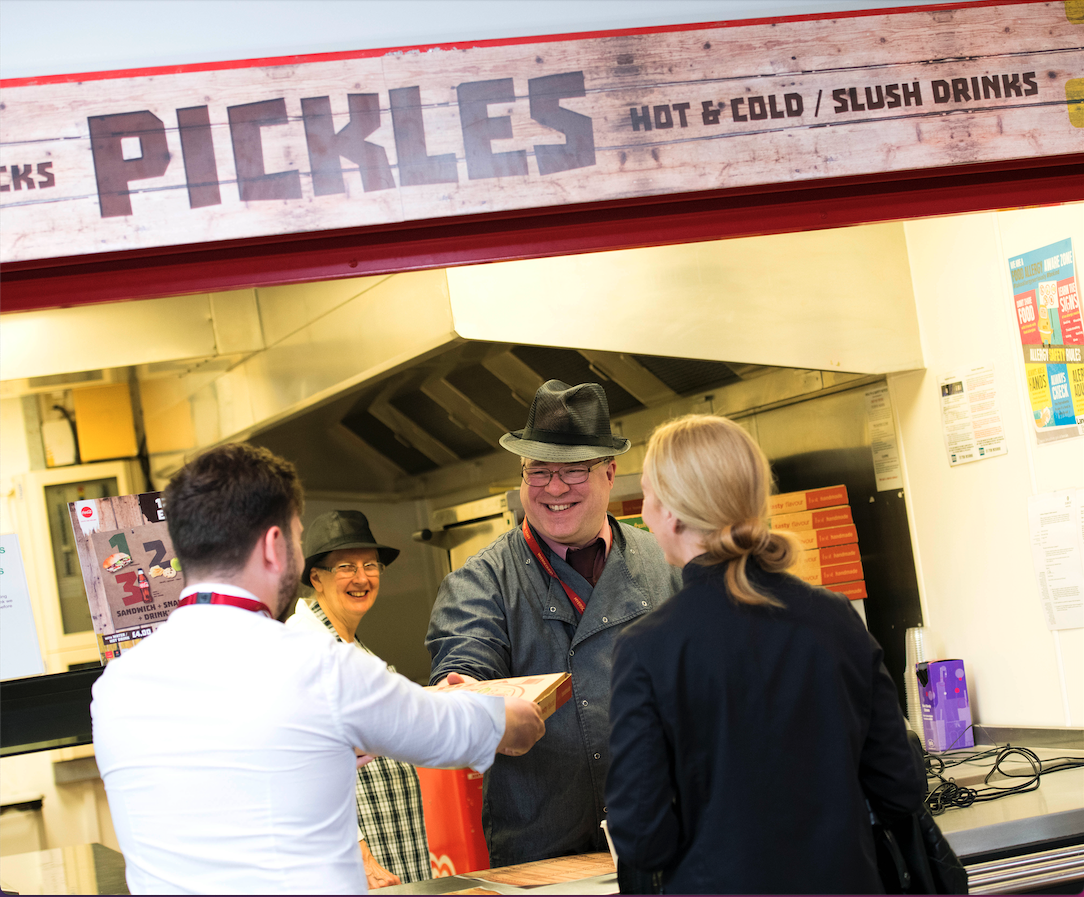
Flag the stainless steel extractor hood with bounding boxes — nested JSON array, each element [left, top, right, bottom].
[[3, 222, 921, 500]]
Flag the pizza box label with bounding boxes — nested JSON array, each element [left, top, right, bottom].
[[769, 485, 849, 516]]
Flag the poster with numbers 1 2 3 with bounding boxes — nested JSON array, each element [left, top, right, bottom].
[[69, 492, 186, 664]]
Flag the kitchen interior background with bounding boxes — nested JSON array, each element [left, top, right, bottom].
[[1, 0, 1081, 859]]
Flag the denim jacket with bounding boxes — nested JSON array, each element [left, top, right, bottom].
[[426, 516, 681, 867]]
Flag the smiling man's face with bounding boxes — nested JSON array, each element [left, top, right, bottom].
[[520, 458, 617, 548]]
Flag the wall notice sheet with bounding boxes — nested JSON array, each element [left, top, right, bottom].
[[1008, 238, 1083, 444], [0, 534, 46, 680], [865, 386, 903, 491], [939, 364, 1007, 466], [1027, 489, 1084, 631]]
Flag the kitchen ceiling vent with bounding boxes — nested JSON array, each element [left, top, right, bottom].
[[256, 341, 778, 490], [632, 355, 744, 396], [389, 391, 493, 460], [444, 364, 527, 431], [510, 346, 644, 416], [340, 405, 440, 477]]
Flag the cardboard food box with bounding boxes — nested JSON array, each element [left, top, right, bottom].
[[916, 659, 974, 752], [794, 558, 865, 588], [788, 523, 860, 551], [769, 504, 854, 532], [833, 580, 868, 600], [429, 672, 572, 720], [769, 484, 850, 516]]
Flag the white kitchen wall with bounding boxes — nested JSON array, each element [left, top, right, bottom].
[[890, 203, 1084, 728], [0, 398, 31, 534]]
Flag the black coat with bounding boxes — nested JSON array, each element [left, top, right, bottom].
[[606, 559, 926, 894]]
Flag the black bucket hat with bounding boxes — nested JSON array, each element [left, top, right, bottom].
[[498, 379, 631, 463], [301, 510, 400, 587]]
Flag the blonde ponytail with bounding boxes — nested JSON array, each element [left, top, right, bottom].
[[643, 415, 799, 607]]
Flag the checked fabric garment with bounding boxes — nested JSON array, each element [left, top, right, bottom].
[[310, 600, 432, 883]]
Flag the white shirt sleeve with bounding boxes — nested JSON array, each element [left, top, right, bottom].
[[327, 640, 505, 773]]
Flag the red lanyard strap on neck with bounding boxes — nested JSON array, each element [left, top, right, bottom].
[[521, 518, 587, 615], [177, 591, 274, 618]]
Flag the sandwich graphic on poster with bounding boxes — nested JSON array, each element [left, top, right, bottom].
[[69, 491, 186, 664]]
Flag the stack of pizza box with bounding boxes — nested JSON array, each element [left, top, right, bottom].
[[769, 485, 867, 601]]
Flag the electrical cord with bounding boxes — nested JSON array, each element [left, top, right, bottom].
[[921, 724, 1084, 816], [52, 404, 82, 464]]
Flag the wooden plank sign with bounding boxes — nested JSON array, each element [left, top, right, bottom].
[[1, 1, 1080, 265], [68, 491, 186, 663]]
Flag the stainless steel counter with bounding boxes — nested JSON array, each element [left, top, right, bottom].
[[930, 745, 1084, 894], [1, 746, 1077, 897]]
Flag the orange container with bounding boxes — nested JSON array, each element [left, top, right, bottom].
[[416, 766, 489, 878]]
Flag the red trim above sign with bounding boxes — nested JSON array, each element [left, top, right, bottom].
[[3, 153, 1080, 313]]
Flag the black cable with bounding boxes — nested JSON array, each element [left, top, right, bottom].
[[52, 404, 82, 465], [921, 724, 1082, 816]]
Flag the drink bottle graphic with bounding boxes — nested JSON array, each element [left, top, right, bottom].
[[136, 568, 152, 603], [1038, 281, 1061, 345], [1037, 299, 1053, 344]]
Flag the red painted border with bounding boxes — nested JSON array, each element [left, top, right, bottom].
[[0, 0, 1035, 88], [3, 153, 1080, 314]]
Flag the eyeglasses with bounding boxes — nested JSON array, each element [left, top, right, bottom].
[[521, 460, 605, 487], [314, 562, 386, 577]]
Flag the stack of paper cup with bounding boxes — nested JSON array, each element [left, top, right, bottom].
[[904, 626, 927, 735]]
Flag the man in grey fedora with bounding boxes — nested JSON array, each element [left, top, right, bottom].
[[426, 380, 682, 867]]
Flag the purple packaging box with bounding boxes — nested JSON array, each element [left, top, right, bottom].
[[916, 659, 974, 752]]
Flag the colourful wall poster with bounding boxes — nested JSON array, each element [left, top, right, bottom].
[[1008, 238, 1083, 444], [68, 491, 186, 664]]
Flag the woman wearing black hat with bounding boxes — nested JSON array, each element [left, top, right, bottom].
[[287, 510, 429, 889]]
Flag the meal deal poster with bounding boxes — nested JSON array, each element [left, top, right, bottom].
[[69, 491, 186, 663], [1008, 238, 1083, 444]]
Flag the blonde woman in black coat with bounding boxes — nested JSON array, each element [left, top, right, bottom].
[[605, 414, 925, 894]]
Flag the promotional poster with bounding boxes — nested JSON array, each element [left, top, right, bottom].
[[1009, 238, 1083, 444], [69, 491, 186, 663]]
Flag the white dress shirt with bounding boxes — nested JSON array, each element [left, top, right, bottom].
[[92, 584, 504, 895]]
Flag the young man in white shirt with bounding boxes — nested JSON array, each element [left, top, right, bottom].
[[93, 443, 544, 895]]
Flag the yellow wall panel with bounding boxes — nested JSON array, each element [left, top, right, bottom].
[[72, 384, 137, 461]]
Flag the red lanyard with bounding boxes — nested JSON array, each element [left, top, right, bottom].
[[521, 518, 588, 615], [177, 591, 274, 618]]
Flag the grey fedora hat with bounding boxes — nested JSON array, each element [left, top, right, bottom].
[[498, 380, 631, 463], [301, 510, 400, 586]]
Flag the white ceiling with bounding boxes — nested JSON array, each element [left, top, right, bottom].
[[0, 0, 953, 80]]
